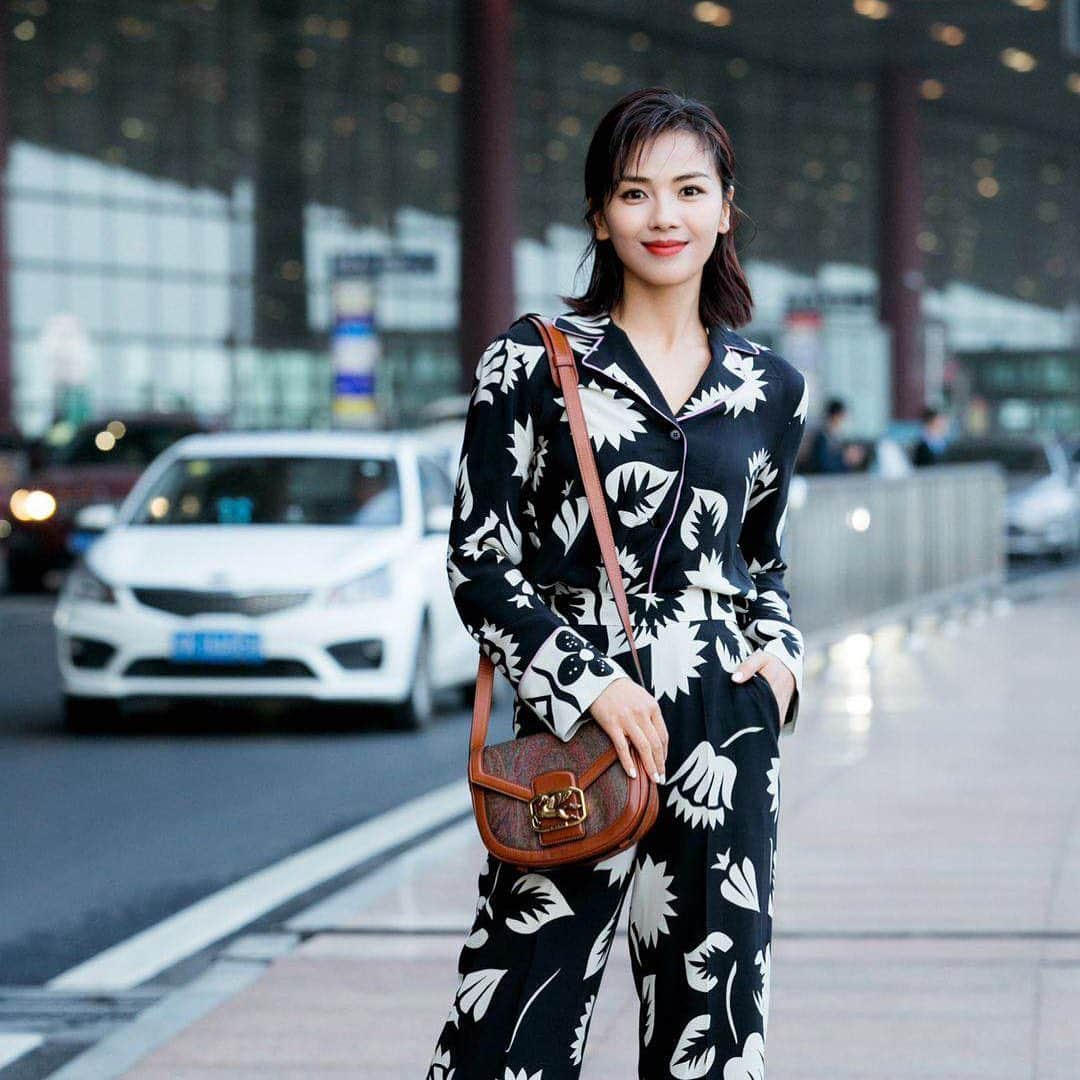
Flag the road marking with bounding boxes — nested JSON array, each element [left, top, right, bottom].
[[47, 779, 471, 991], [0, 1033, 43, 1069]]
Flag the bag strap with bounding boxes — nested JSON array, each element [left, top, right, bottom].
[[523, 313, 643, 684], [468, 315, 643, 758]]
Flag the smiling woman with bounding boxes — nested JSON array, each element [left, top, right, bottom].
[[429, 87, 809, 1080]]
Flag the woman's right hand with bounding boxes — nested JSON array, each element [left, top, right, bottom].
[[588, 677, 668, 783]]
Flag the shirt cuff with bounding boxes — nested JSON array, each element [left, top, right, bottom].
[[518, 625, 631, 741]]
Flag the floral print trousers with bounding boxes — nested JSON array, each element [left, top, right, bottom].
[[427, 614, 783, 1079]]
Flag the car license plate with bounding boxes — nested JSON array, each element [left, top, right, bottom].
[[171, 631, 265, 664]]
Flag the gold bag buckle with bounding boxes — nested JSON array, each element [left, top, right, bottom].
[[529, 785, 587, 832]]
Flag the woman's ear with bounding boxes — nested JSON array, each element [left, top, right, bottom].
[[593, 209, 609, 242], [719, 187, 733, 234]]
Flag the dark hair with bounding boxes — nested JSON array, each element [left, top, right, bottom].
[[921, 405, 941, 424], [560, 86, 754, 329], [825, 397, 847, 419]]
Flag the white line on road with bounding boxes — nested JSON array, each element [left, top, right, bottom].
[[46, 778, 471, 992], [0, 1033, 44, 1069]]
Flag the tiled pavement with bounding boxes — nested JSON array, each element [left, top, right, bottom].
[[119, 574, 1080, 1078]]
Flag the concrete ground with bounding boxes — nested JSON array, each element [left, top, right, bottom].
[[115, 573, 1079, 1078]]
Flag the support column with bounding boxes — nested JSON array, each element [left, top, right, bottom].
[[457, 0, 516, 390], [253, 0, 309, 350], [877, 65, 925, 420]]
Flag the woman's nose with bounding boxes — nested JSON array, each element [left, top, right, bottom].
[[648, 195, 682, 229]]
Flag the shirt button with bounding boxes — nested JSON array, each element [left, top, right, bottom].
[[670, 428, 682, 440]]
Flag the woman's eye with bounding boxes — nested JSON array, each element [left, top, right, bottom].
[[620, 185, 705, 201]]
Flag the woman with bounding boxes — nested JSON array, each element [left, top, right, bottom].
[[428, 86, 808, 1080]]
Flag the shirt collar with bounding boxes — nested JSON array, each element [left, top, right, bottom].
[[551, 309, 766, 422]]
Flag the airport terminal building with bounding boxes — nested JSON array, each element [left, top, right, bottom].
[[1, 0, 1078, 439]]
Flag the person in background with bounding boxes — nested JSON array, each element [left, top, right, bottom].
[[911, 405, 951, 467], [803, 396, 865, 473]]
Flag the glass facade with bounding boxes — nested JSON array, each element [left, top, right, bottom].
[[3, 0, 1078, 437]]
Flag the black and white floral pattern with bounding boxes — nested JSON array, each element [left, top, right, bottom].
[[446, 310, 807, 738], [430, 310, 807, 1078]]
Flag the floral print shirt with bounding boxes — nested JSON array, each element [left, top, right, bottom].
[[446, 310, 809, 741]]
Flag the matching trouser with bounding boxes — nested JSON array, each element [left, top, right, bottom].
[[426, 615, 783, 1079]]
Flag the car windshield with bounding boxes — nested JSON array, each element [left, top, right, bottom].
[[46, 423, 199, 467], [942, 443, 1050, 475], [128, 455, 402, 526]]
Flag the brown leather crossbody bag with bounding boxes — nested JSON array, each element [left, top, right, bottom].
[[466, 313, 659, 871]]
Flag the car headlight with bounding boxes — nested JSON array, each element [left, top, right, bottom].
[[10, 488, 57, 522], [62, 561, 117, 605], [325, 565, 394, 606], [1007, 486, 1075, 530]]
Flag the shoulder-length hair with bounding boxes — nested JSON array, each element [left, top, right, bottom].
[[560, 86, 754, 329]]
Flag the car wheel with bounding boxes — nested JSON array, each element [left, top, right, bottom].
[[394, 620, 435, 730], [62, 694, 122, 733]]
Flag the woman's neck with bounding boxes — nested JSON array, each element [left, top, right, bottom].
[[610, 277, 706, 350]]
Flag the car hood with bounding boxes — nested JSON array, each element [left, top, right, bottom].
[[1005, 473, 1061, 501], [88, 526, 412, 590]]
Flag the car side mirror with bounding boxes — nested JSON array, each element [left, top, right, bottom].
[[74, 503, 119, 532], [424, 503, 453, 534]]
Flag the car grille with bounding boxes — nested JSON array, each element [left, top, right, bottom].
[[131, 588, 311, 617], [123, 658, 316, 678]]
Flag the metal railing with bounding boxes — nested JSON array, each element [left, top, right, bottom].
[[786, 463, 1007, 635]]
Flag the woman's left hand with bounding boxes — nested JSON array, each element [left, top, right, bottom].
[[731, 651, 794, 725]]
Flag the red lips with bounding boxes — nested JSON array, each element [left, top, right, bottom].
[[642, 241, 688, 256]]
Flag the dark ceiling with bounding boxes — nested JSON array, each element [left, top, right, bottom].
[[547, 0, 1080, 140]]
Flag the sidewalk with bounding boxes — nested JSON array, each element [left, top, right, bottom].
[[118, 572, 1079, 1078]]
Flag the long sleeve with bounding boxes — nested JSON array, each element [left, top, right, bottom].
[[446, 327, 631, 741], [737, 368, 809, 732]]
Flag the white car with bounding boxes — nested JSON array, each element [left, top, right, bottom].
[[53, 430, 481, 730], [941, 436, 1080, 558]]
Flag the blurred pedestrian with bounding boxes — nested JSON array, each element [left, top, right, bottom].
[[429, 86, 807, 1080], [804, 396, 865, 473], [911, 405, 950, 467]]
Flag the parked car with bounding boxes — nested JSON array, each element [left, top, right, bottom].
[[1063, 435, 1080, 481], [53, 429, 477, 731], [938, 435, 1080, 558], [6, 412, 208, 591]]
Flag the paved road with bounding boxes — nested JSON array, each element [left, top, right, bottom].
[[0, 594, 491, 986]]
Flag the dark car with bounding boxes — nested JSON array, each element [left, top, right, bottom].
[[5, 413, 209, 591]]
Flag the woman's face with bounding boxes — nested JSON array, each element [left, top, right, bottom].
[[593, 129, 731, 293]]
